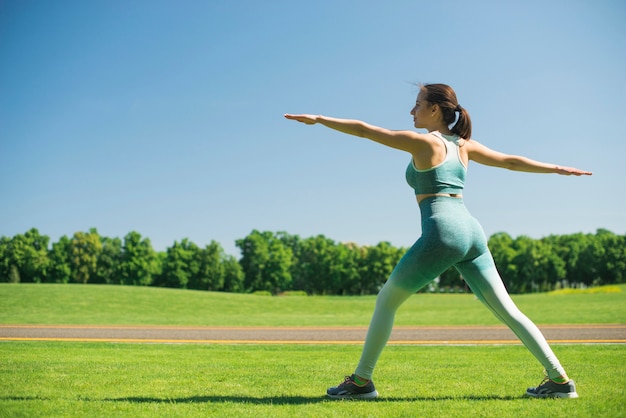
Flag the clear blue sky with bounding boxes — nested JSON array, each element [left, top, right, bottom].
[[1, 0, 624, 257]]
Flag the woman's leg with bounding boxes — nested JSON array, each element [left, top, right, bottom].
[[354, 234, 454, 380], [456, 252, 568, 380], [354, 280, 415, 380]]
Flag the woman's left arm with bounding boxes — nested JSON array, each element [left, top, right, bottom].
[[466, 139, 593, 176]]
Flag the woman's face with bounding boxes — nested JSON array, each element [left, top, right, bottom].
[[410, 91, 433, 129]]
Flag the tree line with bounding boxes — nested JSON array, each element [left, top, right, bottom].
[[1, 228, 624, 295]]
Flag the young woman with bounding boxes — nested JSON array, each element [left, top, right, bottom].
[[285, 83, 592, 400]]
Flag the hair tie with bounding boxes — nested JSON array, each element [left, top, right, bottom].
[[448, 108, 461, 130], [455, 104, 462, 112]]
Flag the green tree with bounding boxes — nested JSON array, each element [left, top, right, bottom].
[[95, 236, 123, 284], [0, 236, 14, 282], [575, 233, 606, 286], [157, 239, 199, 289], [48, 235, 72, 283], [548, 233, 583, 287], [595, 229, 626, 285], [120, 232, 159, 286], [488, 232, 518, 292], [188, 241, 224, 291], [236, 230, 293, 294], [292, 235, 338, 295], [221, 254, 245, 292], [335, 242, 363, 295], [68, 229, 102, 283], [0, 229, 50, 283], [511, 236, 566, 293], [277, 232, 304, 289], [24, 228, 50, 283], [360, 241, 405, 294]]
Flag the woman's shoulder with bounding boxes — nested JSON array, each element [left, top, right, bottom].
[[391, 130, 444, 147], [462, 137, 487, 150]]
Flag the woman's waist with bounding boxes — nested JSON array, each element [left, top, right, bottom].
[[416, 193, 463, 204], [417, 193, 469, 219]]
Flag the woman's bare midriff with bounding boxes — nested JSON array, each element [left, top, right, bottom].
[[416, 193, 463, 204]]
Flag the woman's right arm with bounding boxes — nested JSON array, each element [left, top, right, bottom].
[[466, 140, 592, 176], [284, 113, 433, 155]]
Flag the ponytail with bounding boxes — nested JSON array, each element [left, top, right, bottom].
[[452, 106, 472, 139], [421, 83, 472, 140]]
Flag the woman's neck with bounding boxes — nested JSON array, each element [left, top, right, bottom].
[[430, 126, 454, 135]]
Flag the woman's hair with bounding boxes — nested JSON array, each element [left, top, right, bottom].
[[420, 83, 472, 139]]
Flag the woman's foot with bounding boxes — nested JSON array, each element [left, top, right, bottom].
[[327, 374, 379, 399], [526, 375, 579, 398]]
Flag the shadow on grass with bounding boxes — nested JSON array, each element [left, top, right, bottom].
[[0, 394, 526, 405], [104, 394, 523, 404]]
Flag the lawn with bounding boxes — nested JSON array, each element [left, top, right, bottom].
[[0, 342, 624, 417], [1, 283, 625, 326], [0, 284, 625, 417]]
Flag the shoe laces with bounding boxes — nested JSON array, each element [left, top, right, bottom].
[[343, 375, 355, 383], [339, 375, 356, 388]]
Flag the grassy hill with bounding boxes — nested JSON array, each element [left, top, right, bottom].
[[1, 283, 624, 326]]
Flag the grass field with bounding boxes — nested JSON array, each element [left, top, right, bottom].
[[1, 283, 625, 326], [1, 343, 624, 417], [1, 284, 625, 417]]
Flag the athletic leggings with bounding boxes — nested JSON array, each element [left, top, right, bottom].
[[354, 196, 566, 380]]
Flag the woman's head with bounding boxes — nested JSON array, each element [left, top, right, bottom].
[[417, 83, 472, 139]]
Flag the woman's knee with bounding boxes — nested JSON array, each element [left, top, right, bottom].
[[375, 281, 413, 312]]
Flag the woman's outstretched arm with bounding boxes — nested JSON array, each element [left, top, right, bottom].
[[284, 113, 432, 155], [466, 140, 592, 176]]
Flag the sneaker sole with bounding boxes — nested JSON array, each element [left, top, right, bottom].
[[525, 391, 579, 399], [327, 390, 379, 400]]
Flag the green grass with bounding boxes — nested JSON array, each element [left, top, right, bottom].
[[1, 284, 625, 416], [550, 285, 623, 295], [0, 342, 624, 417], [1, 283, 625, 326]]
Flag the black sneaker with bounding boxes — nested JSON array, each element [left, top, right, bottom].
[[327, 374, 379, 399], [525, 375, 579, 398]]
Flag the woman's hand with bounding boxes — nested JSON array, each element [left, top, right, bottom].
[[284, 114, 319, 125], [554, 166, 593, 176]]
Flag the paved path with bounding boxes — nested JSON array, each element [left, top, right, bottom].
[[1, 324, 625, 345]]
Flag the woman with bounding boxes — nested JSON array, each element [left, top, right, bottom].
[[284, 83, 591, 399]]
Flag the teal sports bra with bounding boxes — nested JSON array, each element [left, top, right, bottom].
[[405, 132, 467, 195]]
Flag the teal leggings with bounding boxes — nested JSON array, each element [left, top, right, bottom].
[[355, 196, 566, 380]]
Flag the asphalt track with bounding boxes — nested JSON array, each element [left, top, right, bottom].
[[1, 324, 625, 345]]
